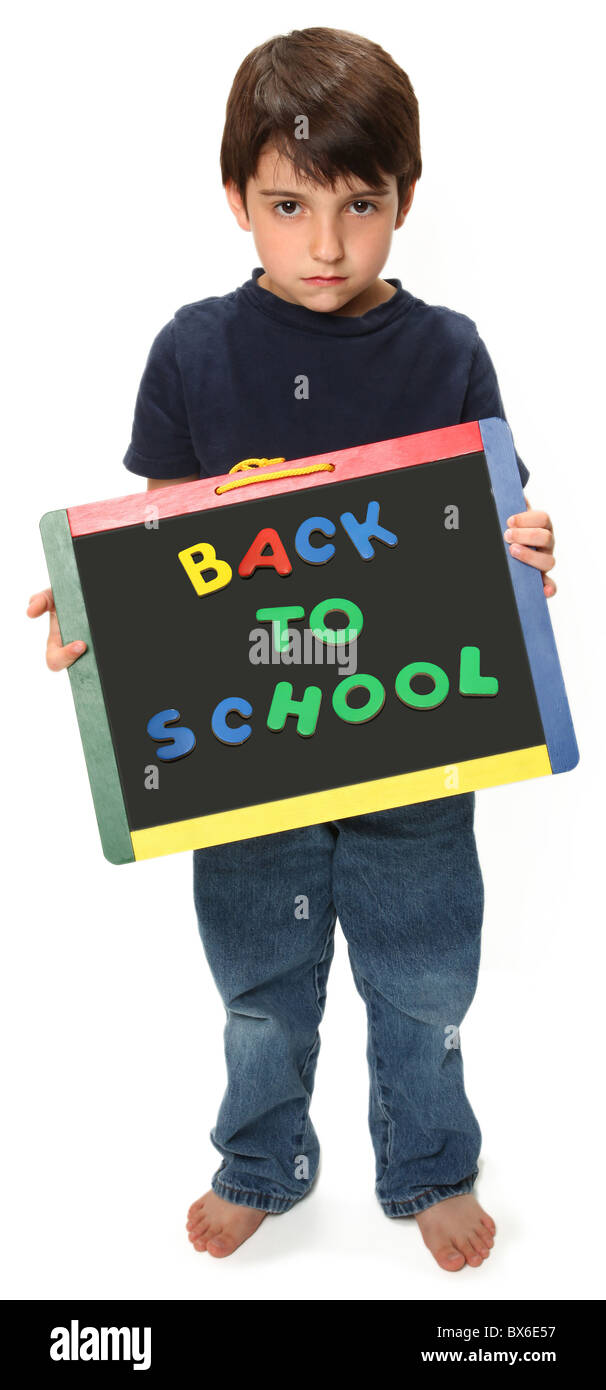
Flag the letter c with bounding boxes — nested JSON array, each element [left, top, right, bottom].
[[294, 516, 336, 565], [211, 697, 252, 745]]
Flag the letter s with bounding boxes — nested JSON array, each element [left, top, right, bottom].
[[147, 708, 196, 762]]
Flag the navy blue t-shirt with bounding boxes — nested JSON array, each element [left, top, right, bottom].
[[123, 265, 529, 489]]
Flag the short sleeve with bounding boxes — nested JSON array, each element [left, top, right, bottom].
[[122, 319, 200, 479], [461, 333, 530, 489]]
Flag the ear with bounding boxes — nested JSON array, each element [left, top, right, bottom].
[[395, 179, 416, 229], [224, 179, 251, 231]]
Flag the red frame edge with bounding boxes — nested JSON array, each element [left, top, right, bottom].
[[67, 421, 483, 537]]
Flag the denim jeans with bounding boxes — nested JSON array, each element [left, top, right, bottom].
[[192, 792, 484, 1218]]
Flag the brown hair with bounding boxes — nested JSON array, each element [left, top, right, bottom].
[[220, 27, 422, 218]]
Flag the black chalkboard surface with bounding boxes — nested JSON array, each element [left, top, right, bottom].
[[39, 420, 578, 863]]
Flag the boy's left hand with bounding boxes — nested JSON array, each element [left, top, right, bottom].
[[503, 498, 557, 598]]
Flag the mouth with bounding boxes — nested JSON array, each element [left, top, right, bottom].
[[302, 276, 347, 285]]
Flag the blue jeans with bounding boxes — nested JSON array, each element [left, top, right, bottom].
[[192, 792, 484, 1218]]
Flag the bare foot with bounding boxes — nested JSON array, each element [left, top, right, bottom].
[[415, 1193, 496, 1271], [186, 1189, 267, 1258]]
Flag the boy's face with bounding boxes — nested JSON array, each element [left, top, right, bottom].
[[225, 143, 415, 316]]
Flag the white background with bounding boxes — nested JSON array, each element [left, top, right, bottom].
[[4, 0, 604, 1302]]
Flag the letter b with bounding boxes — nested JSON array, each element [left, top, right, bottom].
[[178, 542, 232, 596]]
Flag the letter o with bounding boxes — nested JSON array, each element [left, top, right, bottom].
[[308, 597, 363, 645], [395, 661, 449, 710], [332, 674, 385, 724]]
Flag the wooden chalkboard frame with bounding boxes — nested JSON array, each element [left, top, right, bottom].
[[39, 418, 579, 864]]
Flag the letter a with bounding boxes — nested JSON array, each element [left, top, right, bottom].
[[239, 528, 292, 578]]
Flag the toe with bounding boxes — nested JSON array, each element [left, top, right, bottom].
[[474, 1225, 493, 1251], [470, 1232, 490, 1259], [188, 1198, 208, 1218], [190, 1223, 212, 1251], [436, 1244, 466, 1271], [207, 1230, 237, 1258], [188, 1222, 209, 1242], [479, 1213, 496, 1235], [460, 1238, 482, 1266], [189, 1211, 209, 1225], [187, 1213, 209, 1232]]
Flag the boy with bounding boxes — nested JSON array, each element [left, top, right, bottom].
[[28, 27, 556, 1271]]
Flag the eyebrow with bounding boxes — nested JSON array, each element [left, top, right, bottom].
[[257, 187, 392, 199]]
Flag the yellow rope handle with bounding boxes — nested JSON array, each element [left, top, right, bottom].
[[229, 457, 285, 472], [216, 456, 335, 494]]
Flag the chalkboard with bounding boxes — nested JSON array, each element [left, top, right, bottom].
[[39, 418, 579, 864]]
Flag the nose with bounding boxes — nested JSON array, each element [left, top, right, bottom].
[[308, 215, 344, 265]]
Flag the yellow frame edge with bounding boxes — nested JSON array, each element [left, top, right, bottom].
[[130, 744, 552, 861]]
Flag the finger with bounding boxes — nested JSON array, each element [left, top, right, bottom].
[[46, 610, 87, 671], [543, 576, 557, 598], [507, 510, 553, 532], [509, 543, 556, 573], [46, 636, 87, 671], [26, 587, 55, 617], [504, 525, 554, 551]]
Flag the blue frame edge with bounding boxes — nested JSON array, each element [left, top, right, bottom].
[[479, 417, 579, 774]]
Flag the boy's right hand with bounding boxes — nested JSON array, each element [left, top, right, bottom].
[[27, 588, 87, 671]]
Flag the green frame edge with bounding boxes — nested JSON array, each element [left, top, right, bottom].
[[39, 509, 135, 865]]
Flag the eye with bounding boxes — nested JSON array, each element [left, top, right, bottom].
[[349, 200, 378, 216], [273, 201, 301, 217]]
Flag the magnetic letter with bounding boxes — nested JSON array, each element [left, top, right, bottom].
[[178, 542, 232, 596], [256, 606, 305, 654], [211, 697, 252, 746], [332, 675, 385, 724], [146, 709, 196, 761], [339, 500, 398, 560], [294, 516, 336, 565], [459, 645, 498, 696], [267, 682, 322, 737], [395, 662, 449, 710], [308, 597, 363, 645], [239, 528, 292, 579]]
